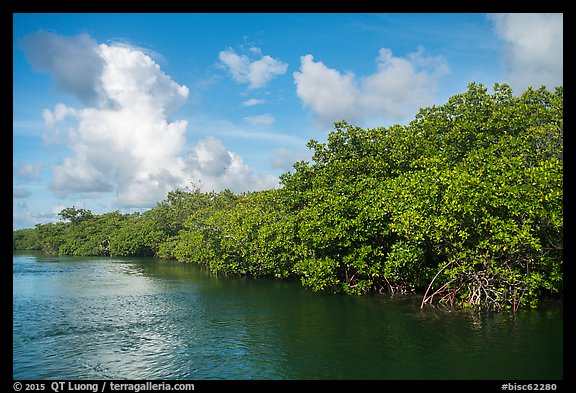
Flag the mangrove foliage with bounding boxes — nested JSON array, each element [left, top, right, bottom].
[[13, 83, 563, 311]]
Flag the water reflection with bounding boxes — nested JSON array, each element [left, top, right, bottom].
[[13, 253, 563, 380], [13, 255, 196, 379]]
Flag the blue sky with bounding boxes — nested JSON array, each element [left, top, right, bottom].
[[12, 13, 563, 229]]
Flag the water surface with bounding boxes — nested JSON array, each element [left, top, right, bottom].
[[13, 252, 563, 380]]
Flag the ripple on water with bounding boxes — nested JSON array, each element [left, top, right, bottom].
[[13, 255, 563, 380]]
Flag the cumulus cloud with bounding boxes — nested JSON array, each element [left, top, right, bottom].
[[21, 32, 277, 208], [20, 31, 105, 106], [41, 103, 78, 144], [14, 162, 42, 183], [293, 54, 362, 126], [361, 48, 449, 119], [187, 136, 232, 177], [489, 13, 563, 92], [185, 136, 279, 193], [50, 155, 115, 196], [219, 47, 288, 89], [293, 48, 449, 126], [42, 103, 77, 129], [39, 42, 190, 206], [98, 44, 189, 115]]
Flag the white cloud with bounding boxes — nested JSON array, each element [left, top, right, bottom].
[[98, 44, 190, 114], [187, 136, 231, 177], [22, 32, 279, 208], [489, 13, 563, 92], [44, 43, 190, 207], [360, 47, 449, 121], [293, 48, 449, 126], [269, 147, 312, 171], [41, 103, 78, 143], [42, 103, 77, 129], [244, 114, 276, 127], [293, 54, 362, 126], [242, 98, 265, 107], [13, 162, 42, 183], [218, 47, 288, 89], [185, 136, 279, 193], [50, 155, 115, 196], [20, 31, 105, 106]]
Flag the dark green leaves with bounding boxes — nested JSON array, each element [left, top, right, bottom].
[[13, 83, 563, 311]]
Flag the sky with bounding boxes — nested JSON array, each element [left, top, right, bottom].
[[12, 13, 563, 230]]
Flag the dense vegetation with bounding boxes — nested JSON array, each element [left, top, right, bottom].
[[14, 83, 563, 311]]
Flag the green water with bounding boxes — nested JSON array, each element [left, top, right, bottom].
[[12, 252, 563, 380]]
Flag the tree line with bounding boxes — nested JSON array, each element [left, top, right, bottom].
[[13, 83, 563, 311]]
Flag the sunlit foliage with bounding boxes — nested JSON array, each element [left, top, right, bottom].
[[14, 83, 562, 311]]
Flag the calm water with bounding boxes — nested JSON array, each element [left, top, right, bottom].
[[13, 252, 563, 380]]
